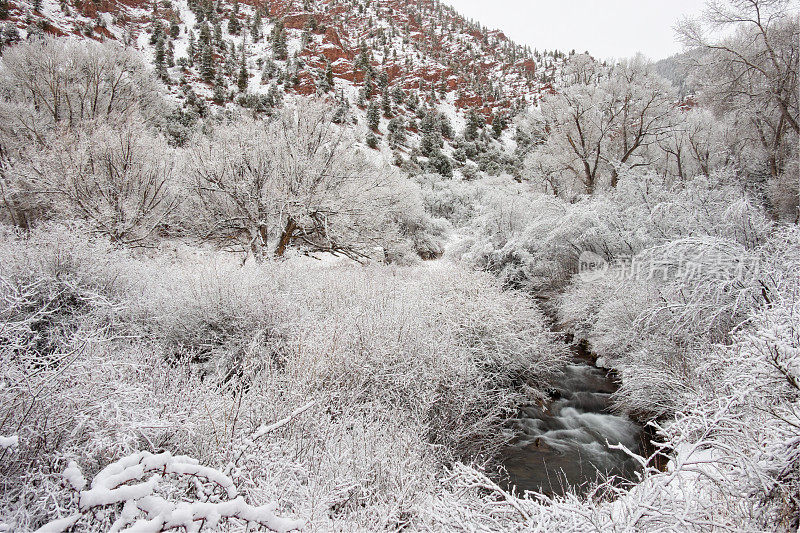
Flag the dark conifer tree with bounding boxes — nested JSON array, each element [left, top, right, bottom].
[[367, 101, 381, 131], [213, 21, 222, 45], [325, 60, 334, 91], [154, 36, 169, 82], [250, 9, 261, 41], [381, 88, 392, 117], [271, 21, 287, 60], [213, 73, 226, 102], [237, 48, 248, 92], [187, 31, 196, 66], [366, 131, 379, 149], [228, 1, 241, 35], [201, 42, 215, 82]]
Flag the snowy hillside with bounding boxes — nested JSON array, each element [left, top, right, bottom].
[[1, 0, 572, 173]]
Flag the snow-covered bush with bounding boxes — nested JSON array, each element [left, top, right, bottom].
[[38, 452, 304, 532], [454, 170, 772, 292], [0, 224, 565, 531], [414, 173, 531, 227]]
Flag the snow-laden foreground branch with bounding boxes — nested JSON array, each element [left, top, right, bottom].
[[35, 451, 305, 533]]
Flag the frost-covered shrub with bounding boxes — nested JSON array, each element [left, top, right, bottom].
[[454, 170, 773, 292], [0, 225, 564, 531], [556, 198, 780, 418], [0, 223, 124, 359], [414, 173, 532, 227], [38, 452, 305, 532], [388, 198, 450, 262]]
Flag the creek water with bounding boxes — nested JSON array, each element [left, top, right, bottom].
[[499, 346, 645, 496]]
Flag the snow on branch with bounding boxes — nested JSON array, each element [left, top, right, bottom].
[[37, 451, 305, 533]]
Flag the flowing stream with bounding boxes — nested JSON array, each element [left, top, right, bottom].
[[499, 344, 646, 496]]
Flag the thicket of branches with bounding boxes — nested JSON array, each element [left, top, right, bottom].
[[0, 224, 564, 531], [0, 38, 443, 262]]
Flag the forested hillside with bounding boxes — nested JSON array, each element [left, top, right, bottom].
[[0, 0, 798, 531], [0, 0, 574, 179]]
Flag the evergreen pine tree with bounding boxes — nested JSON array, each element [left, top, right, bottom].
[[250, 9, 261, 41], [213, 21, 222, 45], [201, 42, 215, 82], [202, 0, 214, 22], [237, 48, 248, 92], [391, 85, 404, 105], [213, 73, 226, 102], [150, 21, 164, 45], [271, 21, 287, 60], [387, 116, 405, 147], [267, 83, 282, 108], [367, 101, 381, 131], [420, 130, 441, 157], [228, 2, 240, 35], [324, 60, 334, 91], [0, 0, 9, 19], [332, 93, 349, 124], [187, 31, 196, 66], [169, 18, 180, 38], [262, 57, 276, 80], [225, 44, 237, 77], [166, 39, 175, 67], [464, 108, 483, 141], [199, 22, 211, 47], [492, 114, 503, 138], [427, 151, 453, 178], [366, 131, 379, 149], [32, 0, 42, 12], [363, 71, 373, 99], [154, 35, 167, 80], [381, 88, 392, 117], [419, 110, 436, 134], [356, 42, 369, 70], [439, 113, 454, 139]]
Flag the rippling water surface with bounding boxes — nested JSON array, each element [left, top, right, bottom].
[[500, 358, 644, 495]]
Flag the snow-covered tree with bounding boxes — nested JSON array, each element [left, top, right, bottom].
[[528, 55, 677, 195], [0, 38, 157, 131], [190, 103, 410, 260], [38, 119, 178, 244], [366, 100, 381, 131], [678, 0, 799, 219], [271, 20, 287, 60]]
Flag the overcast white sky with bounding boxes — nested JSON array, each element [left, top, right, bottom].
[[443, 0, 706, 61]]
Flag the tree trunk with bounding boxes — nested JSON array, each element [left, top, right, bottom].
[[275, 217, 297, 257]]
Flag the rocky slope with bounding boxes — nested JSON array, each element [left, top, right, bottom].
[[1, 0, 571, 174]]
